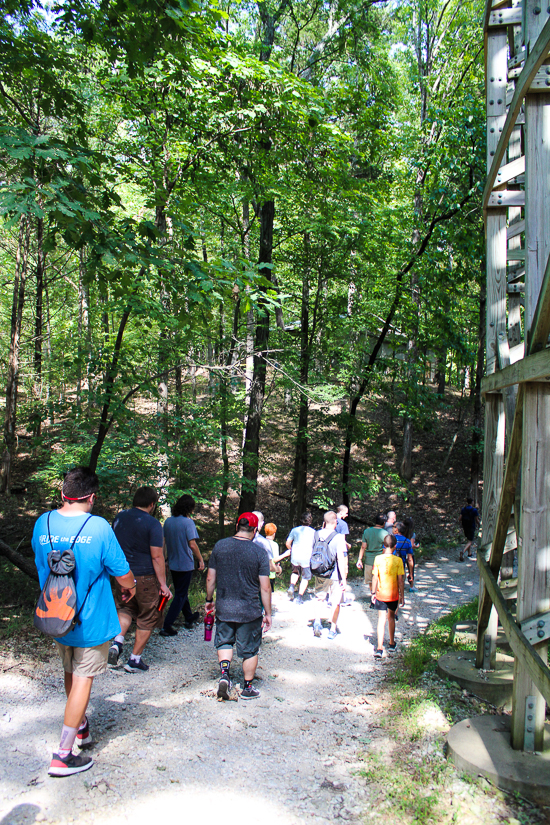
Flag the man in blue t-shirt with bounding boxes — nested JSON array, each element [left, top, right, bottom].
[[32, 466, 136, 778], [336, 504, 351, 551], [111, 486, 170, 673], [459, 498, 480, 561], [393, 522, 415, 592]]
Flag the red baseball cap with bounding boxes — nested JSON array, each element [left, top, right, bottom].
[[237, 512, 259, 529]]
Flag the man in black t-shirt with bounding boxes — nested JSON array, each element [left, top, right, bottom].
[[459, 498, 480, 561], [110, 486, 171, 672], [205, 513, 271, 700]]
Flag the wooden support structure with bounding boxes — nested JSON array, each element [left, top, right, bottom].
[[479, 0, 550, 752]]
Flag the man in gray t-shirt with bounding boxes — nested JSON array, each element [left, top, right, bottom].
[[206, 513, 271, 701]]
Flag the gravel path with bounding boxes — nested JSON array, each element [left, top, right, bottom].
[[0, 552, 479, 825]]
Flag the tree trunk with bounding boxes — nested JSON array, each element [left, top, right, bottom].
[[239, 200, 274, 513], [469, 276, 485, 507], [219, 297, 241, 537], [289, 247, 310, 525], [1, 216, 31, 494], [34, 216, 45, 434], [0, 538, 39, 581]]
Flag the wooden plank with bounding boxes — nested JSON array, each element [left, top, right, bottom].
[[487, 191, 525, 207], [508, 219, 525, 240], [496, 155, 525, 185], [507, 249, 525, 261], [528, 244, 550, 352], [520, 610, 550, 644], [510, 341, 525, 362], [488, 114, 508, 164], [511, 72, 550, 750], [476, 384, 523, 668], [483, 16, 550, 210], [481, 348, 550, 396], [488, 6, 523, 25], [478, 555, 550, 705], [486, 211, 508, 375]]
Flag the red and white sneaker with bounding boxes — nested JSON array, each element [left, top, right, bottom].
[[48, 751, 94, 777], [76, 718, 92, 747]]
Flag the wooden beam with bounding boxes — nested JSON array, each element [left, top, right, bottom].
[[483, 16, 550, 211], [481, 346, 550, 394], [496, 155, 525, 186], [478, 555, 550, 705], [476, 383, 524, 666], [488, 7, 523, 26], [508, 219, 525, 240], [487, 191, 525, 208], [528, 245, 550, 353]]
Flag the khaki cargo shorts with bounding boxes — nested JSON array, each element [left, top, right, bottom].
[[114, 574, 164, 631], [55, 641, 110, 677]]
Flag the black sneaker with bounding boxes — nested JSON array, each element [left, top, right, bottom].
[[374, 648, 383, 659], [108, 641, 123, 666], [160, 627, 178, 637], [76, 717, 92, 747], [388, 643, 397, 653], [191, 611, 200, 623], [124, 657, 149, 673], [48, 751, 94, 777], [240, 685, 260, 700], [183, 621, 195, 630], [217, 674, 232, 700]]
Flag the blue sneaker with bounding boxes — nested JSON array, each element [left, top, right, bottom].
[[313, 620, 322, 637], [327, 629, 337, 640], [124, 657, 149, 673]]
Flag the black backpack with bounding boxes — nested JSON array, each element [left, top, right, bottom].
[[34, 513, 99, 638], [310, 530, 338, 578]]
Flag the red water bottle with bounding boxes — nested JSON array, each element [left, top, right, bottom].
[[204, 610, 214, 641]]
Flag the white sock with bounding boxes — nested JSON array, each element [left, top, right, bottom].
[[130, 654, 141, 663], [58, 724, 78, 757], [114, 634, 124, 644]]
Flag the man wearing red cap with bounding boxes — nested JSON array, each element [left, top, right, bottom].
[[205, 513, 272, 700]]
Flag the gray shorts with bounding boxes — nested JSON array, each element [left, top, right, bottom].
[[214, 617, 263, 659], [291, 564, 312, 581]]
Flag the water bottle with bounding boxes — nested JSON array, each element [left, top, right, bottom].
[[204, 610, 214, 641]]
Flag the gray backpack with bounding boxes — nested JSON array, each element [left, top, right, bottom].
[[34, 513, 99, 637]]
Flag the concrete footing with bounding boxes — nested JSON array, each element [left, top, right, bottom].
[[451, 621, 510, 650], [447, 715, 550, 804], [437, 651, 514, 708]]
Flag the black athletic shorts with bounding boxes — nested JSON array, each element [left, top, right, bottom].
[[214, 617, 263, 659], [463, 527, 475, 542], [374, 598, 399, 612]]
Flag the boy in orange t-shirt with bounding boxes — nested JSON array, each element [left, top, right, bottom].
[[371, 534, 405, 658]]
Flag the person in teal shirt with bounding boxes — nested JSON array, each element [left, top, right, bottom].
[[356, 514, 388, 587]]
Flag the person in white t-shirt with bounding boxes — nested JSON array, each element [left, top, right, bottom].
[[312, 511, 348, 640], [277, 512, 316, 605]]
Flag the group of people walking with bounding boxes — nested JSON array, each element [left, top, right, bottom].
[[31, 464, 477, 780]]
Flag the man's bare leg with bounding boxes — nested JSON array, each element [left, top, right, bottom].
[[63, 673, 94, 728], [388, 610, 396, 645], [242, 655, 258, 681], [132, 628, 152, 657], [377, 610, 387, 650]]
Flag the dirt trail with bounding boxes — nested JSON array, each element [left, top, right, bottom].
[[0, 553, 479, 825]]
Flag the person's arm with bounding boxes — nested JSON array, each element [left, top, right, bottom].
[[274, 547, 290, 562], [407, 552, 414, 582], [151, 545, 171, 598], [115, 570, 137, 603], [337, 541, 348, 586], [357, 541, 366, 568], [285, 538, 293, 551], [398, 574, 405, 605], [189, 539, 204, 571], [205, 567, 216, 608], [259, 575, 272, 631]]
